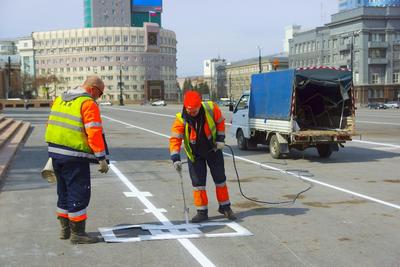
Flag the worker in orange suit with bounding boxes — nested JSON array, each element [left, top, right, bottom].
[[169, 90, 236, 223], [45, 75, 109, 244]]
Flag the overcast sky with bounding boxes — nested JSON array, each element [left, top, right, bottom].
[[0, 0, 338, 77]]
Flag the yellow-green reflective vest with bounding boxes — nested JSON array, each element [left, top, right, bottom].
[[45, 95, 93, 153], [177, 101, 216, 162]]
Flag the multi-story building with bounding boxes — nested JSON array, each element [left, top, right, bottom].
[[339, 0, 400, 12], [84, 0, 162, 28], [0, 40, 17, 56], [16, 37, 35, 97], [203, 58, 226, 98], [225, 53, 289, 100], [32, 23, 177, 102], [289, 6, 400, 105], [284, 25, 302, 53]]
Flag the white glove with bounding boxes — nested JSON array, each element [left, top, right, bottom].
[[173, 161, 182, 172], [98, 159, 109, 173], [216, 142, 225, 150]]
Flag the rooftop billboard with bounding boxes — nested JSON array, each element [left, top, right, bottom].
[[133, 0, 162, 6]]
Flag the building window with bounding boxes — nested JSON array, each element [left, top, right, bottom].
[[371, 73, 379, 84], [369, 49, 386, 59], [138, 36, 144, 44], [354, 72, 359, 83], [105, 36, 112, 43], [393, 73, 399, 84], [369, 33, 385, 42]]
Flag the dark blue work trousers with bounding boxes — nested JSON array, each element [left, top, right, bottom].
[[188, 149, 227, 187], [52, 158, 91, 214]]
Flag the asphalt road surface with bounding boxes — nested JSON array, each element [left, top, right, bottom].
[[0, 105, 399, 267]]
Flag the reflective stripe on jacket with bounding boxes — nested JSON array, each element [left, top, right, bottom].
[[169, 101, 225, 162], [45, 94, 107, 160]]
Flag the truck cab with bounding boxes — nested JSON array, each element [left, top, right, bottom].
[[230, 92, 252, 150]]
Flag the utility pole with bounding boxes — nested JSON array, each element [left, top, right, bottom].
[[257, 46, 262, 73], [350, 35, 354, 78], [119, 68, 124, 105], [7, 56, 11, 99], [229, 72, 232, 101], [210, 59, 213, 100]]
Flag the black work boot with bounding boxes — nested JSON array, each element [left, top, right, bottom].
[[70, 220, 100, 244], [58, 216, 71, 240], [191, 210, 208, 223], [218, 206, 237, 220]]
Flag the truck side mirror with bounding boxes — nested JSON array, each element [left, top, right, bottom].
[[229, 103, 234, 112]]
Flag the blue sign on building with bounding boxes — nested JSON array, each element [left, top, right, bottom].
[[133, 0, 162, 6]]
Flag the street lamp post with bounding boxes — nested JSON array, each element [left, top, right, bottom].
[[350, 30, 361, 103], [119, 68, 124, 105], [229, 72, 232, 101], [257, 46, 262, 73], [6, 56, 11, 99], [210, 60, 213, 100]]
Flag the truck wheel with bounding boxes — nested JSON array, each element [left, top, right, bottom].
[[237, 129, 248, 150], [269, 135, 281, 159], [317, 144, 332, 158]]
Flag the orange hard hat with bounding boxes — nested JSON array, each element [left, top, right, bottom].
[[183, 90, 202, 109]]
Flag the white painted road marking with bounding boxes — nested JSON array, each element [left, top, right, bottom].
[[102, 115, 400, 211], [352, 140, 400, 149], [357, 120, 400, 126], [109, 162, 216, 267]]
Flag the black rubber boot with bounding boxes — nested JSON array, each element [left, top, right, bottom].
[[191, 210, 208, 223], [58, 216, 71, 240], [70, 220, 100, 244], [218, 206, 237, 220]]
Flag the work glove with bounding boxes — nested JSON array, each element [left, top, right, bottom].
[[98, 159, 109, 174], [216, 142, 225, 150], [173, 161, 182, 172]]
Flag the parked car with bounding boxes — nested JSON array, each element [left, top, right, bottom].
[[99, 101, 113, 106], [384, 101, 400, 109], [217, 99, 236, 107], [367, 103, 386, 109], [151, 100, 167, 106]]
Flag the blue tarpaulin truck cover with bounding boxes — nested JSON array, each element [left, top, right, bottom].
[[249, 68, 352, 121]]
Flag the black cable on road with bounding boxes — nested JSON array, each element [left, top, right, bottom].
[[224, 144, 313, 205]]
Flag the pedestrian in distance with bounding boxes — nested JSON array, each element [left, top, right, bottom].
[[169, 90, 236, 223], [24, 98, 29, 110], [45, 75, 109, 244]]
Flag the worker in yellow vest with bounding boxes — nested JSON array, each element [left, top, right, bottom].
[[45, 75, 109, 244], [169, 90, 236, 223]]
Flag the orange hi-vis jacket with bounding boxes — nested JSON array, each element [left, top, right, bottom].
[[169, 101, 225, 162]]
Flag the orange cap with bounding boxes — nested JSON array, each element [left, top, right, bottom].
[[183, 90, 202, 109]]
